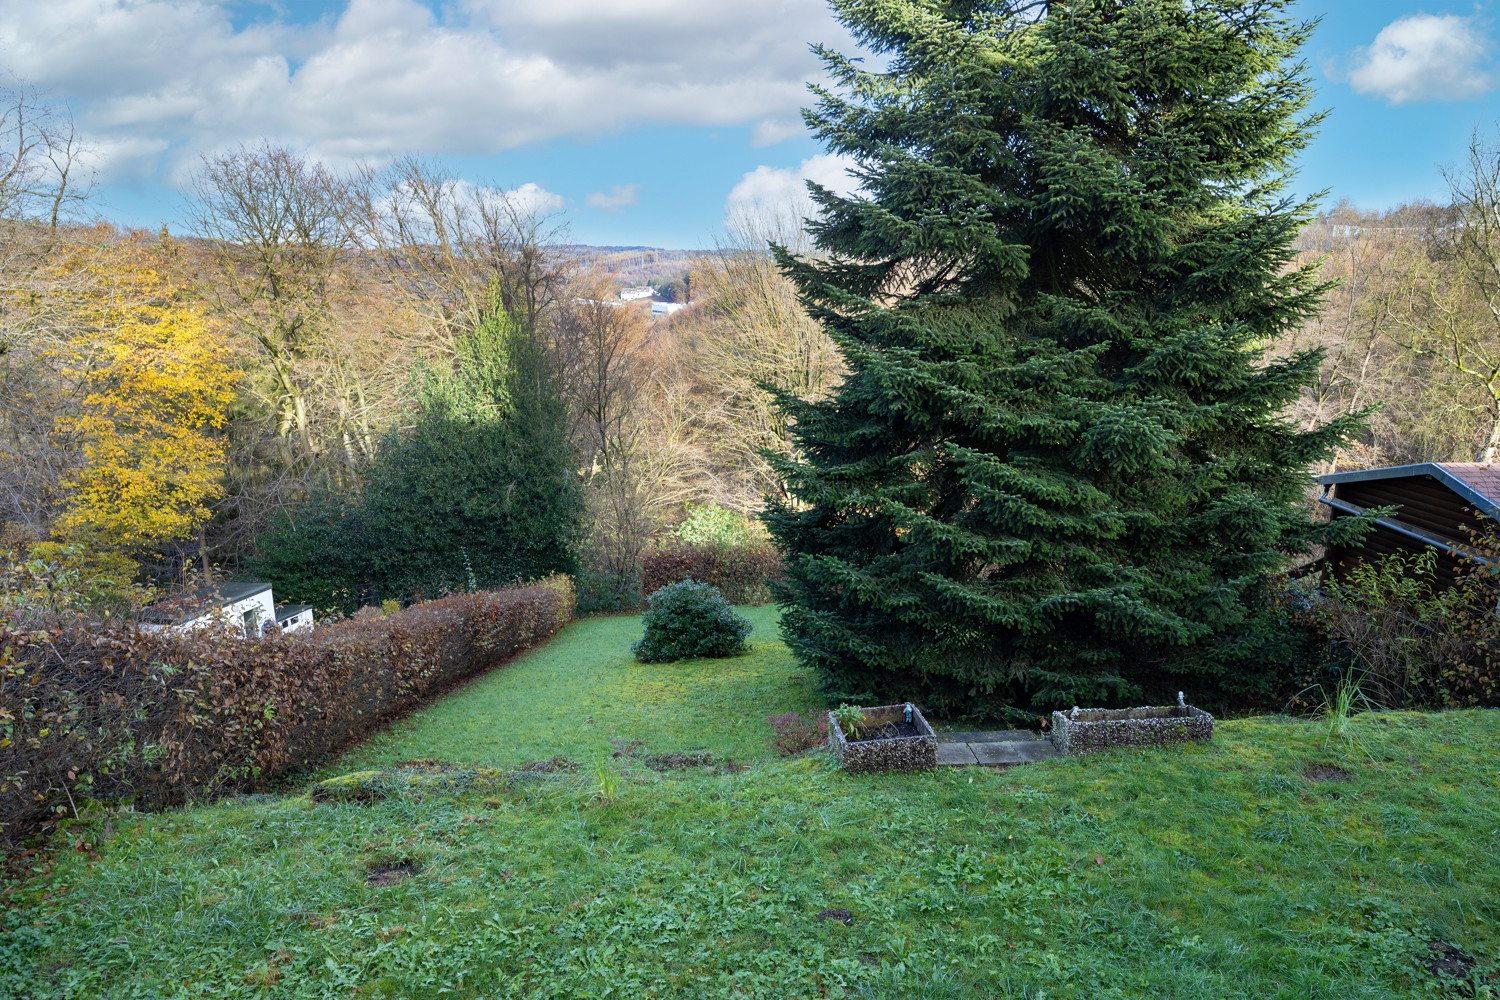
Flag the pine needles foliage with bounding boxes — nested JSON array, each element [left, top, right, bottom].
[[763, 0, 1374, 719]]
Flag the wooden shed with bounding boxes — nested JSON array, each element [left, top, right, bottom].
[[1316, 463, 1500, 589]]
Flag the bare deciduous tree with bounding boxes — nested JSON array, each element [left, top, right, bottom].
[[0, 81, 91, 230], [1283, 199, 1478, 468], [676, 215, 842, 511], [550, 268, 698, 592], [350, 157, 570, 339], [1385, 130, 1500, 461], [187, 144, 358, 473], [0, 86, 99, 541]]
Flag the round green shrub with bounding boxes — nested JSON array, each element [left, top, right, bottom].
[[632, 580, 752, 663]]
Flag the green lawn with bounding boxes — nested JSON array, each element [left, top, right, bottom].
[[331, 604, 820, 772], [5, 609, 1499, 999]]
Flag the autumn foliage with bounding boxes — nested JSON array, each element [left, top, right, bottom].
[[640, 540, 782, 606], [0, 577, 573, 838], [53, 241, 237, 548]]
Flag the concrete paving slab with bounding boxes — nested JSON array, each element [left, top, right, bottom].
[[971, 740, 1062, 766], [936, 742, 978, 766], [971, 742, 1022, 765], [1013, 740, 1061, 762], [936, 730, 1040, 743]]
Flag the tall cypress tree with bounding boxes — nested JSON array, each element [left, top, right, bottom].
[[764, 0, 1370, 717], [357, 292, 584, 603], [254, 288, 583, 611]]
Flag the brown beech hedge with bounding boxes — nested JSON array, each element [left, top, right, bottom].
[[0, 576, 573, 838], [640, 541, 782, 605]]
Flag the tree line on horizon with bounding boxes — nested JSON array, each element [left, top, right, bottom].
[[0, 82, 839, 617], [6, 0, 1500, 716]]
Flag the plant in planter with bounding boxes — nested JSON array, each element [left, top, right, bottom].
[[827, 702, 937, 774], [830, 703, 866, 740]]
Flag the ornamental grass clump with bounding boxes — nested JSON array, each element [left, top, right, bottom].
[[631, 580, 752, 663]]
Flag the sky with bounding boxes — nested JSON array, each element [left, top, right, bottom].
[[0, 0, 1497, 249]]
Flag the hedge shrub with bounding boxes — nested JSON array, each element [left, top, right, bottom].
[[640, 540, 782, 605], [0, 576, 574, 839], [632, 580, 752, 663]]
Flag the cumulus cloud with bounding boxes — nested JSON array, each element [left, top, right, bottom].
[[751, 117, 805, 147], [0, 0, 851, 185], [724, 153, 858, 229], [1346, 14, 1495, 104], [503, 182, 565, 216], [585, 184, 640, 211]]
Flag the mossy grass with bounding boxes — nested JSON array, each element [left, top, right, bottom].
[[6, 611, 1498, 998], [326, 604, 813, 773]]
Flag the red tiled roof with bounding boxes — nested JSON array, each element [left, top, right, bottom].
[[1436, 463, 1500, 505]]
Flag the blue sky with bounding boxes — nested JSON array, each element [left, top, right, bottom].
[[1, 0, 1497, 248]]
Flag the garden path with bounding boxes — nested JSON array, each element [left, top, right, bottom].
[[935, 729, 1061, 766]]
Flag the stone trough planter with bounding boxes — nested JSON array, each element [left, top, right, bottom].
[[1049, 704, 1214, 756], [828, 702, 937, 774]]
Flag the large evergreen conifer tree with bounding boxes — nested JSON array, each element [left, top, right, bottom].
[[255, 288, 583, 611], [764, 0, 1370, 716]]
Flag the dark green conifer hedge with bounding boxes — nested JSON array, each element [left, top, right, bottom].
[[764, 0, 1372, 718], [255, 290, 583, 613]]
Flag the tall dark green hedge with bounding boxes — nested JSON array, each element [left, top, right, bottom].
[[763, 0, 1372, 718], [254, 293, 583, 614]]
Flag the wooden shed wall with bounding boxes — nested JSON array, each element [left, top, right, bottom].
[[1325, 475, 1483, 589]]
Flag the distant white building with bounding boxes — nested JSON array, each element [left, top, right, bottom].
[[652, 301, 686, 317], [619, 286, 656, 302], [141, 582, 313, 638]]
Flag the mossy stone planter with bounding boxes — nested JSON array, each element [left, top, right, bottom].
[[828, 702, 938, 774], [1049, 705, 1214, 756]]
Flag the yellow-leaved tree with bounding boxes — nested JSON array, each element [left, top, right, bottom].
[[51, 238, 237, 552]]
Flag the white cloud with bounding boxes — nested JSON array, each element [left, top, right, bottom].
[[724, 153, 858, 228], [1346, 14, 1495, 104], [585, 184, 640, 211], [0, 0, 852, 185], [502, 182, 565, 216], [751, 117, 806, 147]]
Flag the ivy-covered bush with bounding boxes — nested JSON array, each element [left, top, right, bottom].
[[252, 292, 583, 615], [632, 580, 752, 663], [673, 503, 759, 548], [0, 576, 574, 840]]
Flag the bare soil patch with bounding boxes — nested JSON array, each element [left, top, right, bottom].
[[366, 861, 421, 887], [845, 720, 923, 742], [1426, 942, 1476, 989]]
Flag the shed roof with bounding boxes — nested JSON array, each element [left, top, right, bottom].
[[140, 581, 273, 625], [1316, 462, 1500, 520]]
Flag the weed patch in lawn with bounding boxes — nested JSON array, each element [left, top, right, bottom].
[[642, 751, 716, 770]]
